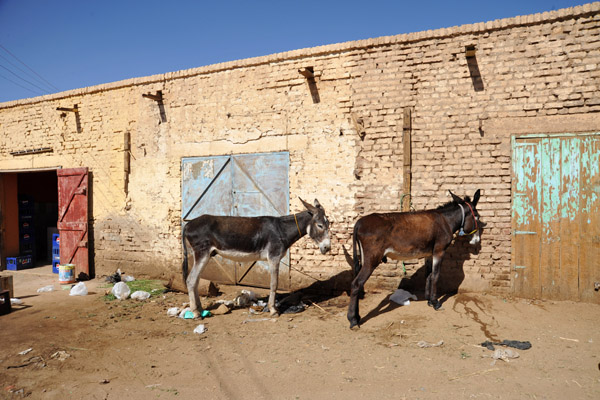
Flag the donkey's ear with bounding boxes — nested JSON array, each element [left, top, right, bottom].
[[300, 197, 317, 215], [449, 190, 463, 203], [472, 189, 481, 206], [313, 198, 323, 209]]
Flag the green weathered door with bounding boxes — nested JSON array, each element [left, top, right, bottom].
[[181, 152, 290, 289], [512, 133, 600, 303]]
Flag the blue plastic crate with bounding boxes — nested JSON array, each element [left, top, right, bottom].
[[6, 256, 33, 271], [52, 233, 59, 247], [52, 260, 60, 274], [52, 246, 60, 261]]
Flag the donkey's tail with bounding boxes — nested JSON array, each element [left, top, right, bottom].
[[352, 223, 362, 276], [182, 223, 189, 283]]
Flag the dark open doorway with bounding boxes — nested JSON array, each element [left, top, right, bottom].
[[1, 170, 58, 270]]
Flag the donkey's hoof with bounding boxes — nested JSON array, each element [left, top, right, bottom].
[[427, 300, 442, 310], [269, 310, 280, 318], [348, 315, 361, 329], [349, 321, 360, 330]]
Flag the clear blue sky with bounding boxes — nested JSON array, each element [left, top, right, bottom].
[[0, 0, 591, 103]]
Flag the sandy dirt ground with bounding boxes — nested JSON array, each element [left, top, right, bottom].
[[1, 266, 599, 400]]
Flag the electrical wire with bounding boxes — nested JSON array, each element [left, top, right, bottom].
[[0, 70, 44, 96], [0, 52, 56, 93], [0, 62, 51, 95], [0, 44, 60, 91]]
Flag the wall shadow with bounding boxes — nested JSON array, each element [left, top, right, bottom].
[[467, 56, 485, 92]]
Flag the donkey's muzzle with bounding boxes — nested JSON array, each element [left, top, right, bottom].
[[319, 239, 331, 254]]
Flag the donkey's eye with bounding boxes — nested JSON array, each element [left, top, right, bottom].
[[317, 224, 324, 230]]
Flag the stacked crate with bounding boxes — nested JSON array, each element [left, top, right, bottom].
[[52, 234, 60, 273], [8, 195, 35, 270]]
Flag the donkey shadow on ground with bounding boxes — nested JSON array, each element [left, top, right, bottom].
[[355, 236, 482, 326], [273, 268, 355, 314]]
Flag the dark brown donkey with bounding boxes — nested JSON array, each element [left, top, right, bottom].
[[347, 190, 481, 328]]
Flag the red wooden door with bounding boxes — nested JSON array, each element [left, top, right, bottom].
[[57, 168, 89, 280]]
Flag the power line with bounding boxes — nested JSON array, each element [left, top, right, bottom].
[[0, 62, 52, 95], [0, 44, 60, 92], [0, 70, 44, 96], [0, 52, 56, 93]]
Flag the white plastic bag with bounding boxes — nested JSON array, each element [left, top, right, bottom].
[[178, 307, 192, 319], [37, 285, 54, 293], [69, 282, 88, 296], [123, 275, 135, 282], [167, 307, 180, 317], [111, 281, 131, 300], [193, 324, 207, 334], [131, 290, 151, 300]]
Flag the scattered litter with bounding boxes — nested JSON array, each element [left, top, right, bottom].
[[178, 307, 192, 319], [242, 317, 277, 324], [7, 356, 46, 369], [416, 340, 444, 348], [234, 290, 256, 307], [559, 337, 579, 342], [111, 281, 130, 300], [69, 282, 88, 296], [490, 348, 519, 365], [481, 340, 532, 351], [131, 290, 151, 301], [201, 310, 211, 319], [18, 348, 33, 356], [36, 285, 54, 293], [193, 324, 207, 334], [123, 275, 135, 282], [282, 302, 306, 314], [10, 298, 23, 305], [167, 307, 180, 317], [215, 299, 234, 307], [263, 299, 307, 315], [50, 351, 70, 361], [449, 367, 499, 381], [184, 310, 195, 319], [100, 379, 111, 385], [106, 269, 122, 284], [390, 289, 417, 305], [211, 303, 231, 315]]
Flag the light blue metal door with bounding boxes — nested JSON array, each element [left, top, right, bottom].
[[182, 152, 290, 288]]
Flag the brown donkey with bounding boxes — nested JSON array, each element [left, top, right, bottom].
[[347, 190, 481, 328]]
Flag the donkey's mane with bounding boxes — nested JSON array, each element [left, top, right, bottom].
[[435, 195, 472, 211]]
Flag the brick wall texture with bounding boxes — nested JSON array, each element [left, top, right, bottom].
[[1, 3, 599, 295]]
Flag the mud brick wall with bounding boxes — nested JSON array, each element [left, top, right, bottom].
[[1, 3, 599, 295]]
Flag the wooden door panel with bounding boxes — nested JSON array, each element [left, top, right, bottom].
[[579, 136, 600, 302], [513, 134, 600, 303], [539, 138, 561, 299], [558, 137, 581, 300], [57, 168, 89, 280], [512, 139, 541, 299]]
